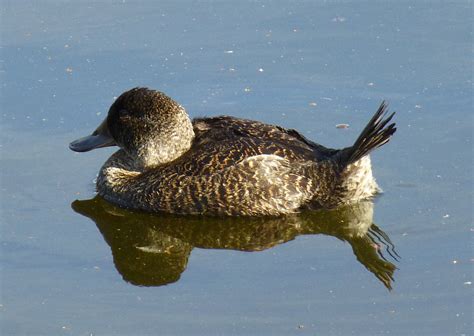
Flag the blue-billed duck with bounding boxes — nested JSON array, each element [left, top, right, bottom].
[[70, 88, 396, 216]]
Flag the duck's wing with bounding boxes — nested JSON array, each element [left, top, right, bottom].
[[193, 116, 337, 160]]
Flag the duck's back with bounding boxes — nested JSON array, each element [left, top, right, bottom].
[[178, 116, 337, 175]]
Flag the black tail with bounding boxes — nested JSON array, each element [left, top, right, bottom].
[[337, 101, 396, 166]]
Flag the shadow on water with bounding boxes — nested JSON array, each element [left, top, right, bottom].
[[71, 197, 399, 290]]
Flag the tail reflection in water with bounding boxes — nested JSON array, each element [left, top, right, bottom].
[[72, 197, 399, 289]]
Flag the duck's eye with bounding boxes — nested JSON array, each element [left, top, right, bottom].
[[119, 109, 129, 118]]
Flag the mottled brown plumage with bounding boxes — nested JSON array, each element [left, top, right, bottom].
[[70, 87, 396, 216]]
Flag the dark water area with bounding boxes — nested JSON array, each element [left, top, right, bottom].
[[1, 1, 472, 335]]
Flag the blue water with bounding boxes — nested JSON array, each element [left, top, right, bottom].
[[1, 1, 472, 335]]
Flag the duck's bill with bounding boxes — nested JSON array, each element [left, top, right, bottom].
[[69, 133, 116, 152], [69, 119, 116, 152]]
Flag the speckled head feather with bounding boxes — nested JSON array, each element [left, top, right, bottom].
[[107, 88, 194, 168]]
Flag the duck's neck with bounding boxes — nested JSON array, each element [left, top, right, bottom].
[[96, 149, 141, 207]]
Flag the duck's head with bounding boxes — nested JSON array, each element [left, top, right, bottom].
[[69, 88, 194, 168]]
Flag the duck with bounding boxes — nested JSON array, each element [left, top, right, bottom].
[[70, 87, 396, 216]]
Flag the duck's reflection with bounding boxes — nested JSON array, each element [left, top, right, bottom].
[[72, 197, 399, 289]]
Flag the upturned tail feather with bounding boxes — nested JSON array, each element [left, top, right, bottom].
[[337, 101, 396, 166]]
